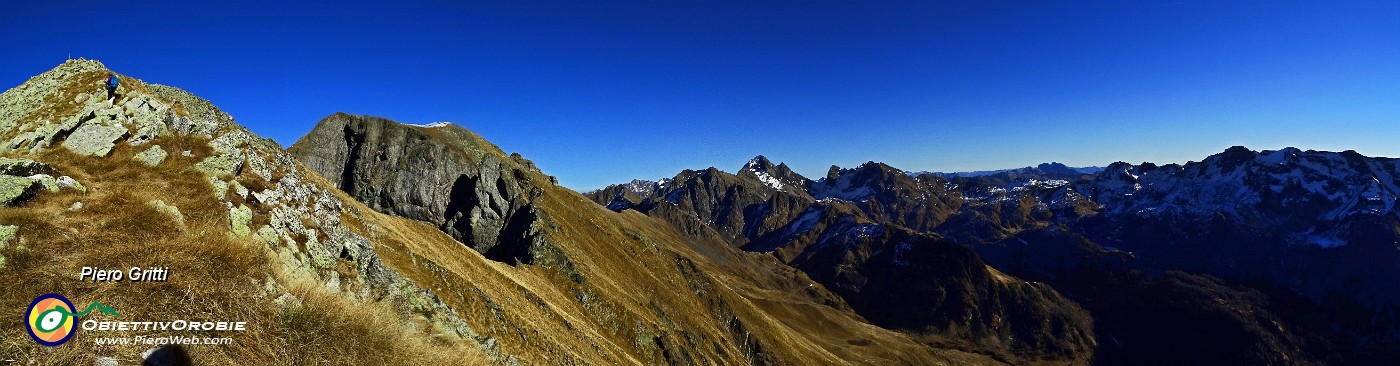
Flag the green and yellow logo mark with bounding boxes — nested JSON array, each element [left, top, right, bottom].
[[25, 294, 119, 347]]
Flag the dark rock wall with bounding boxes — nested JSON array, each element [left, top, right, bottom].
[[289, 113, 545, 264]]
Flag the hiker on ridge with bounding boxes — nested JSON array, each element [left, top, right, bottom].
[[104, 74, 119, 102]]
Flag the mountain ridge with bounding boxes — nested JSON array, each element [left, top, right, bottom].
[[591, 145, 1400, 364]]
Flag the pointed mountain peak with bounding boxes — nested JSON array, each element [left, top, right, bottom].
[[773, 162, 795, 176], [742, 155, 775, 173]]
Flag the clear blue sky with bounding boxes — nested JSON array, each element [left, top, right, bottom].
[[3, 1, 1397, 190]]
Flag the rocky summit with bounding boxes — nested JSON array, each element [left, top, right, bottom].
[[0, 60, 1016, 365]]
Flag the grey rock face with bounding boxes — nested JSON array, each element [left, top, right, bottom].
[[63, 122, 128, 157], [288, 113, 548, 265], [119, 94, 169, 145]]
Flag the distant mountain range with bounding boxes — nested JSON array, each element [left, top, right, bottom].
[[908, 162, 1104, 179], [590, 147, 1400, 365]]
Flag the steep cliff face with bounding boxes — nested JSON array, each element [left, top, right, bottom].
[[289, 114, 547, 265]]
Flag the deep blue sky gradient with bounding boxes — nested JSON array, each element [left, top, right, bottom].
[[3, 1, 1397, 189]]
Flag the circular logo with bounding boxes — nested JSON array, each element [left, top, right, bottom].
[[26, 294, 76, 347]]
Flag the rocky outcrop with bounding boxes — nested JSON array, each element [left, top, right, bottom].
[[0, 158, 84, 204], [134, 144, 167, 166], [288, 113, 549, 265], [0, 157, 57, 176]]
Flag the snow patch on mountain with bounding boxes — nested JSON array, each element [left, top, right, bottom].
[[623, 179, 660, 197], [785, 207, 824, 236], [754, 172, 784, 190], [408, 121, 454, 128]]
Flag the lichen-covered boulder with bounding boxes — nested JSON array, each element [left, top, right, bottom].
[[27, 174, 58, 192], [135, 145, 168, 166], [0, 175, 39, 205], [207, 176, 229, 199], [62, 122, 128, 157], [255, 226, 280, 247], [229, 204, 252, 237], [0, 158, 57, 176], [195, 154, 244, 177]]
